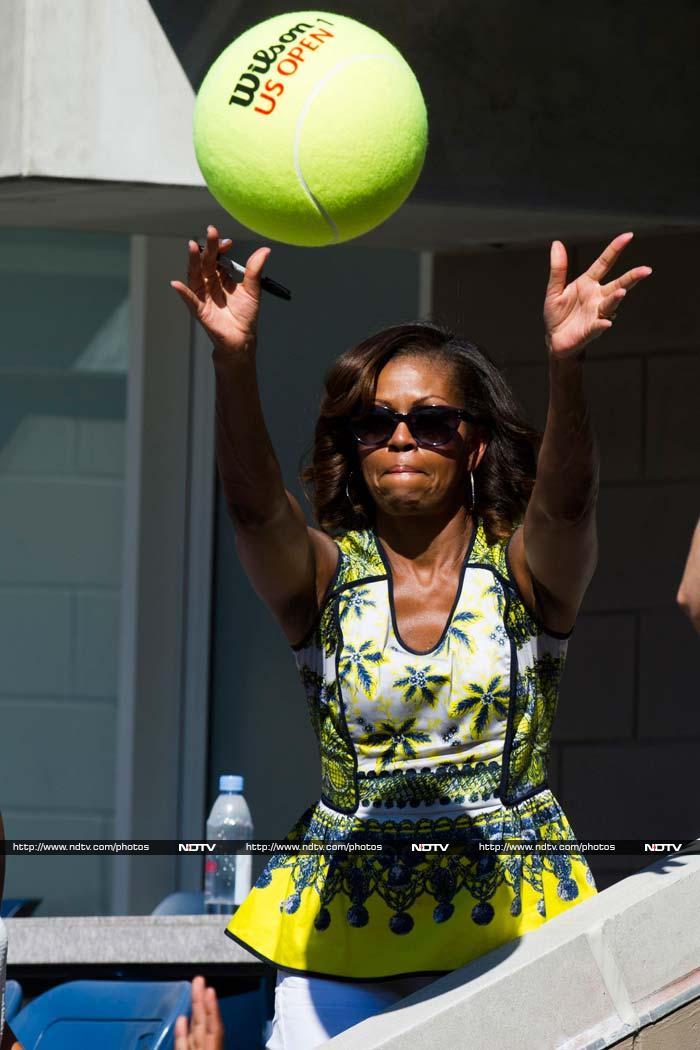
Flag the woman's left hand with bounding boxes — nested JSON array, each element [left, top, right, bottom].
[[543, 232, 652, 359]]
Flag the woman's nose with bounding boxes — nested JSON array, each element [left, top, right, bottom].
[[388, 422, 416, 448]]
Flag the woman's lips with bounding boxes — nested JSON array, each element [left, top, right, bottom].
[[385, 467, 423, 474]]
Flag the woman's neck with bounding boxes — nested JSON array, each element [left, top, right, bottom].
[[373, 506, 475, 575]]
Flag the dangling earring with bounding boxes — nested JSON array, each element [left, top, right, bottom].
[[345, 470, 355, 504], [469, 470, 476, 517]]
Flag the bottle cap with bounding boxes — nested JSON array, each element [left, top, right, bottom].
[[219, 774, 243, 793]]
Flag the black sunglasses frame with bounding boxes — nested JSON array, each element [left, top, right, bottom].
[[347, 405, 484, 448]]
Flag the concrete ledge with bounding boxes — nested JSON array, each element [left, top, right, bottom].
[[320, 851, 700, 1050], [4, 915, 263, 968], [0, 179, 696, 250]]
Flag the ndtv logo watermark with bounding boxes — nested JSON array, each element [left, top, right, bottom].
[[178, 843, 216, 853], [413, 842, 685, 854]]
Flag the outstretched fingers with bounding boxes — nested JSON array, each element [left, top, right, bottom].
[[601, 264, 653, 296], [170, 278, 202, 318], [585, 231, 635, 283], [545, 240, 569, 298], [240, 246, 271, 300], [174, 1014, 189, 1050], [172, 229, 237, 313], [204, 985, 224, 1043], [169, 239, 209, 316], [190, 975, 206, 1040], [201, 225, 222, 282], [187, 239, 206, 297], [598, 287, 626, 319], [198, 226, 229, 307]]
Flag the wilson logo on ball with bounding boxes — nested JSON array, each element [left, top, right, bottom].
[[230, 18, 336, 116]]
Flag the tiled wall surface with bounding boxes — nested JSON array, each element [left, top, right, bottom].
[[433, 231, 700, 889], [0, 414, 125, 914], [0, 230, 128, 915]]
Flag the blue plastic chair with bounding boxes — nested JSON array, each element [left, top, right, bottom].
[[12, 980, 191, 1049], [1, 898, 41, 918], [4, 979, 23, 1021], [151, 891, 205, 915]]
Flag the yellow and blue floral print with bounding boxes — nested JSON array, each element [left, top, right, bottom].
[[226, 517, 597, 979]]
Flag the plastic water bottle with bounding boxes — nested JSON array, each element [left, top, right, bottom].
[[204, 774, 254, 915]]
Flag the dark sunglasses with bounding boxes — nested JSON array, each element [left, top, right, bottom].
[[347, 405, 483, 448]]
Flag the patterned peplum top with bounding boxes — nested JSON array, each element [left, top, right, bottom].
[[225, 515, 597, 980]]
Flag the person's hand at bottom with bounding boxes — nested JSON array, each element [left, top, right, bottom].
[[0, 1023, 24, 1050], [175, 976, 225, 1050]]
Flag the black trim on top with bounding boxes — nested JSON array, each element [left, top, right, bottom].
[[496, 583, 521, 805], [224, 927, 452, 983], [509, 781, 552, 807], [369, 516, 480, 656], [504, 530, 575, 640], [331, 575, 389, 596], [330, 590, 361, 814], [414, 557, 561, 805], [290, 540, 390, 652]]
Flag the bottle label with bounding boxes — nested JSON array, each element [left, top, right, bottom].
[[233, 854, 252, 905]]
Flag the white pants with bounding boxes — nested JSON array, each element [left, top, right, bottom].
[[265, 968, 437, 1049]]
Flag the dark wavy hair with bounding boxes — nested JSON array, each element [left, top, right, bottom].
[[299, 320, 541, 541]]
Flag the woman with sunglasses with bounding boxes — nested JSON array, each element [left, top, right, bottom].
[[171, 228, 651, 1049]]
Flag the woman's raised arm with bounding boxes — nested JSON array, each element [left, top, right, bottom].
[[508, 233, 652, 633], [171, 225, 337, 645]]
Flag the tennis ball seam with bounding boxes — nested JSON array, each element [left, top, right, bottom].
[[293, 53, 410, 243]]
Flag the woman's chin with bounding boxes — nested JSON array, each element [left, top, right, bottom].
[[381, 493, 429, 514]]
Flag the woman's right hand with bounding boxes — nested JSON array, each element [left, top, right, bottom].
[[170, 224, 271, 355]]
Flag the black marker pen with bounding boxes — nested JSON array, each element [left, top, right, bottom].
[[196, 242, 291, 301]]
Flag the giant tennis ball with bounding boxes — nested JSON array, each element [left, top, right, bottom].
[[193, 11, 428, 247]]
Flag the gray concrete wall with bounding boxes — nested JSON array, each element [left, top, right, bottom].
[[0, 229, 129, 915], [2, 0, 201, 184], [433, 230, 700, 890]]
